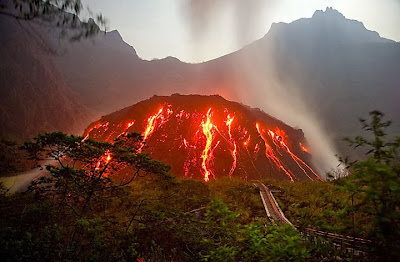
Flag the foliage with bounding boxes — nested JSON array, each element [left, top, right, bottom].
[[267, 112, 400, 260], [0, 0, 107, 40], [4, 120, 398, 260], [21, 132, 170, 216], [0, 132, 169, 261], [0, 194, 139, 261], [200, 199, 308, 262], [207, 177, 266, 223], [340, 111, 400, 260], [1, 138, 310, 262], [269, 180, 362, 235]]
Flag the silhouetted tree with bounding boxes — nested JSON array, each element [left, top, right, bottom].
[[22, 132, 170, 217], [0, 132, 170, 261], [0, 0, 107, 40]]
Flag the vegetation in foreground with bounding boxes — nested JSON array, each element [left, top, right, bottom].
[[0, 111, 399, 261]]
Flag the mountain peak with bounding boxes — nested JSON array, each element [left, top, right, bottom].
[[265, 7, 393, 45], [107, 30, 123, 40], [312, 7, 345, 20]]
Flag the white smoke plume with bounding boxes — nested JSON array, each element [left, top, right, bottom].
[[181, 0, 340, 176]]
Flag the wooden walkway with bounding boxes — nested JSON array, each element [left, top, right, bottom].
[[254, 180, 372, 255], [255, 180, 294, 227]]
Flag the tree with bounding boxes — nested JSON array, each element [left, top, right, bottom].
[[0, 0, 107, 40], [0, 132, 170, 261], [342, 111, 400, 260], [22, 132, 170, 217]]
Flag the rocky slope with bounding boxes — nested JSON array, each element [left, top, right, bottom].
[[84, 94, 323, 181], [0, 15, 95, 138]]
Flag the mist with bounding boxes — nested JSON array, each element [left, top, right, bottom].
[[181, 0, 340, 175], [181, 0, 276, 55], [231, 50, 340, 174]]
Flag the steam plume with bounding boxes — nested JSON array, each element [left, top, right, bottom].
[[182, 0, 274, 46], [181, 0, 340, 176]]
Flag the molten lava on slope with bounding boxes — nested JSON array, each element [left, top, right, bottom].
[[84, 94, 323, 182]]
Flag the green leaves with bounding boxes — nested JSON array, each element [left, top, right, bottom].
[[342, 111, 400, 259], [345, 111, 399, 163], [200, 200, 308, 262]]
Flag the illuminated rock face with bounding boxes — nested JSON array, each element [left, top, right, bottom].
[[84, 94, 323, 182]]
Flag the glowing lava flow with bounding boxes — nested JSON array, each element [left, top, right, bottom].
[[116, 121, 135, 139], [82, 129, 94, 142], [268, 129, 323, 181], [138, 107, 168, 152], [82, 122, 109, 142], [256, 123, 295, 182], [299, 143, 309, 153], [83, 100, 323, 182], [105, 152, 112, 164], [143, 108, 163, 141], [226, 114, 238, 177], [94, 151, 112, 173], [201, 108, 216, 182]]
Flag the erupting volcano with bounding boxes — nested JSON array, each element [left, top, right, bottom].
[[84, 94, 323, 182]]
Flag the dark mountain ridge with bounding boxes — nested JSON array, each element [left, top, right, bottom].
[[1, 7, 399, 171], [0, 15, 94, 138]]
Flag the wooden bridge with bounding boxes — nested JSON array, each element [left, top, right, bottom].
[[254, 180, 294, 227], [254, 180, 372, 255]]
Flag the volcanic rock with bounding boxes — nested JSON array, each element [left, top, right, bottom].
[[84, 94, 323, 182]]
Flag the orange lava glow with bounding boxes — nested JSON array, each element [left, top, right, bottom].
[[84, 102, 323, 182], [256, 123, 295, 182], [201, 108, 216, 182], [94, 151, 112, 173], [143, 108, 163, 141], [138, 107, 168, 152], [183, 138, 190, 148], [82, 122, 108, 142], [268, 128, 323, 181], [226, 114, 237, 177], [82, 132, 92, 142], [105, 153, 112, 164], [244, 135, 251, 146], [299, 143, 309, 152]]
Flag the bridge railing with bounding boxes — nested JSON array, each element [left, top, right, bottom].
[[254, 180, 372, 255]]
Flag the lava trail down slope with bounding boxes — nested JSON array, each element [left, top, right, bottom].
[[84, 94, 323, 182]]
